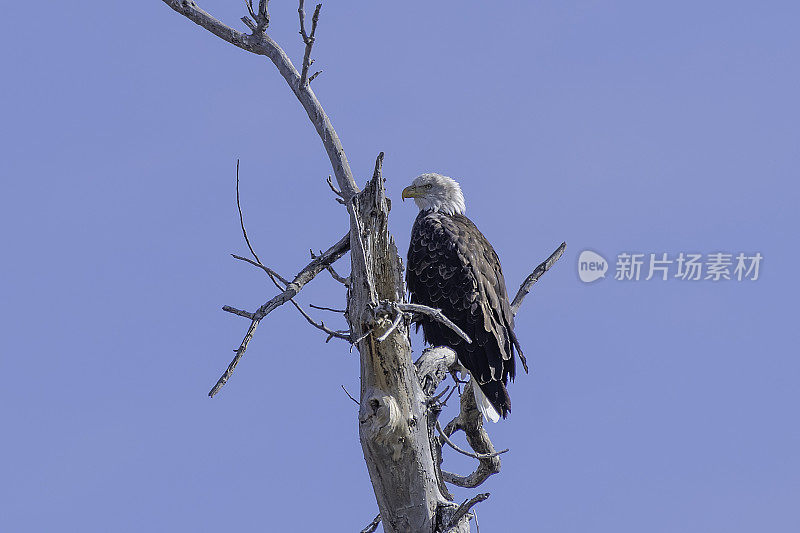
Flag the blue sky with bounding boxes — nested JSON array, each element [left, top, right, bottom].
[[1, 1, 798, 531]]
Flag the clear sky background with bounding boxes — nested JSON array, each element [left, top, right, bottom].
[[2, 1, 798, 531]]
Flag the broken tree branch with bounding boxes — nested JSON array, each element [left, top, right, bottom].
[[375, 304, 404, 343], [161, 0, 359, 201], [392, 302, 472, 344], [511, 241, 566, 315], [445, 493, 490, 532], [309, 303, 346, 313], [415, 346, 459, 397], [222, 305, 254, 319]]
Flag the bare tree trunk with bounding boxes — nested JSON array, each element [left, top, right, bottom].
[[348, 157, 460, 532], [158, 2, 565, 531]]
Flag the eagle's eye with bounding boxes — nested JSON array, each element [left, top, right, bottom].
[[425, 184, 433, 189]]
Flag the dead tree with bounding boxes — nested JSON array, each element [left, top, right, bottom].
[[160, 2, 565, 531]]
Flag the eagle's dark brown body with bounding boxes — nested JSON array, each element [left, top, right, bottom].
[[406, 210, 523, 418]]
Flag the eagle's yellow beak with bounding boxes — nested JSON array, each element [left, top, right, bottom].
[[402, 185, 418, 201]]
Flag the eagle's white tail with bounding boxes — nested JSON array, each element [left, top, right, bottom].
[[470, 379, 500, 423]]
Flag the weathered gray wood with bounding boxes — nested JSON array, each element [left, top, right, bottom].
[[161, 0, 359, 202], [441, 383, 502, 489], [511, 241, 566, 315], [349, 155, 449, 532]]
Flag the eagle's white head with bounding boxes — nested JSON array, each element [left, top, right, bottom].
[[401, 173, 466, 215]]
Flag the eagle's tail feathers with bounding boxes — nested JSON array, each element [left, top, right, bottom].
[[471, 381, 501, 423]]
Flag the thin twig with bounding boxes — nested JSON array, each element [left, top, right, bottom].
[[233, 163, 348, 342], [446, 493, 490, 531], [341, 385, 359, 406], [222, 305, 255, 320], [326, 264, 350, 285], [310, 249, 350, 285], [326, 175, 344, 198], [262, 264, 348, 343], [236, 159, 263, 267], [510, 241, 566, 315], [245, 0, 257, 21], [231, 254, 291, 285], [289, 299, 351, 342], [351, 327, 373, 346], [326, 175, 346, 204], [310, 303, 346, 313], [298, 1, 322, 87], [360, 514, 381, 533], [225, 298, 345, 347], [436, 420, 508, 460], [240, 16, 256, 31]]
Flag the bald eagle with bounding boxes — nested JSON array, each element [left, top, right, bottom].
[[403, 173, 526, 422]]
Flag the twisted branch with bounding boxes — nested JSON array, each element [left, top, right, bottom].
[[441, 382, 503, 488], [436, 419, 508, 460]]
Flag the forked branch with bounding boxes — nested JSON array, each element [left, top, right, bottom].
[[298, 1, 322, 87], [232, 162, 349, 343], [161, 0, 359, 201], [209, 233, 350, 397]]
